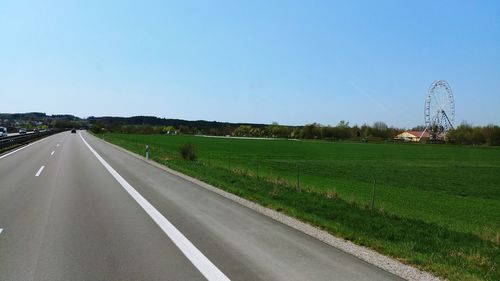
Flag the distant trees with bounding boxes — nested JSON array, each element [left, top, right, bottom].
[[373, 121, 388, 131], [368, 121, 401, 140], [483, 125, 500, 146], [93, 120, 373, 141], [141, 125, 155, 134], [90, 123, 104, 134], [233, 125, 253, 137], [162, 126, 176, 134], [318, 121, 351, 140], [178, 125, 193, 134], [302, 123, 321, 139], [447, 123, 500, 145], [412, 125, 426, 131], [87, 117, 500, 146], [52, 119, 82, 129], [266, 122, 291, 138], [333, 120, 352, 140], [320, 126, 335, 139], [87, 116, 266, 134]]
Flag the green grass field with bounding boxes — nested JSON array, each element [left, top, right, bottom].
[[97, 133, 500, 280]]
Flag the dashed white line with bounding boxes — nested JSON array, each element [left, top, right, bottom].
[[79, 133, 231, 281], [56, 144, 60, 147], [51, 151, 55, 156], [0, 228, 3, 234], [35, 166, 45, 177]]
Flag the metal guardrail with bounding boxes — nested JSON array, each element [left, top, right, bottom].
[[0, 129, 65, 152]]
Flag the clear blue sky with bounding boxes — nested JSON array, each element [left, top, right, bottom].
[[1, 0, 499, 127]]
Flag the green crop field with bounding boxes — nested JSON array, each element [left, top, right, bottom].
[[96, 133, 500, 281]]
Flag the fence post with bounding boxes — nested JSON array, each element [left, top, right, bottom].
[[297, 164, 300, 191], [370, 179, 376, 210], [146, 144, 149, 160]]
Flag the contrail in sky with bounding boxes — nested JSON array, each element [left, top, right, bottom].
[[347, 80, 395, 119]]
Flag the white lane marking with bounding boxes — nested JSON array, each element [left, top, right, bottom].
[[0, 138, 48, 160], [56, 144, 60, 147], [35, 166, 45, 177], [0, 228, 3, 234], [51, 151, 55, 156], [79, 133, 230, 281]]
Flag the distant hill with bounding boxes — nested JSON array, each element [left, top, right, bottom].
[[87, 116, 268, 130], [0, 112, 81, 121], [0, 112, 271, 132], [0, 112, 84, 130]]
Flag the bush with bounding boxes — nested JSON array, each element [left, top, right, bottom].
[[90, 123, 104, 134], [179, 143, 197, 161]]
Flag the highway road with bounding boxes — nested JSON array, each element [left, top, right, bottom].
[[0, 131, 402, 281]]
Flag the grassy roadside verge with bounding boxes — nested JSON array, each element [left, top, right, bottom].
[[95, 133, 499, 281], [0, 143, 21, 154]]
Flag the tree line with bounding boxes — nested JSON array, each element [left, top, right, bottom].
[[447, 122, 500, 146], [90, 119, 500, 146], [90, 120, 409, 142], [0, 112, 85, 131]]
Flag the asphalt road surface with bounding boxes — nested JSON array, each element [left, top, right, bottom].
[[0, 131, 402, 281]]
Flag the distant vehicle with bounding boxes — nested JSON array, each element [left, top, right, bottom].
[[33, 128, 39, 133], [71, 129, 77, 133], [0, 127, 7, 137], [19, 128, 27, 134]]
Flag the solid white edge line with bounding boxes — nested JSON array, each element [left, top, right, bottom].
[[0, 137, 48, 160], [51, 151, 55, 156], [35, 166, 45, 177], [79, 133, 230, 281]]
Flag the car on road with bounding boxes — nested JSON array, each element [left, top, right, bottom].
[[0, 127, 7, 137], [33, 128, 39, 133], [19, 128, 27, 134], [71, 129, 77, 133]]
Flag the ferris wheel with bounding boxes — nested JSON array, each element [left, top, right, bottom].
[[422, 80, 455, 139]]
